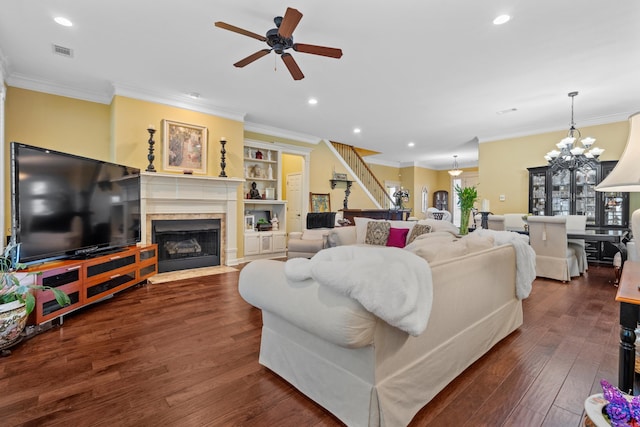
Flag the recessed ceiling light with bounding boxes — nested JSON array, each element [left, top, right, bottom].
[[353, 128, 361, 134], [496, 108, 518, 115], [308, 98, 318, 105], [493, 14, 511, 25], [188, 92, 200, 99], [408, 142, 415, 147], [54, 17, 73, 27]]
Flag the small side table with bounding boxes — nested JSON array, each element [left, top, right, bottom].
[[479, 211, 491, 229]]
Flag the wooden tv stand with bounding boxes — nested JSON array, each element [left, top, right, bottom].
[[23, 244, 158, 325]]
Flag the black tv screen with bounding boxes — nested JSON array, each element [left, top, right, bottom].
[[10, 142, 141, 264]]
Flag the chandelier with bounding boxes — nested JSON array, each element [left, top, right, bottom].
[[545, 91, 604, 171], [448, 155, 463, 177]]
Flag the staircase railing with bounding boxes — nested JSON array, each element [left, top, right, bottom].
[[330, 141, 394, 208]]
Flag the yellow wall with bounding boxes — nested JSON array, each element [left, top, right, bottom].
[[6, 87, 111, 159], [110, 96, 245, 176], [478, 121, 633, 214]]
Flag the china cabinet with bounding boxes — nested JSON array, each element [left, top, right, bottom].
[[528, 161, 629, 265], [528, 161, 628, 229]]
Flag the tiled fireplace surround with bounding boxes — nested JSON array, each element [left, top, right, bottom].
[[140, 172, 244, 266]]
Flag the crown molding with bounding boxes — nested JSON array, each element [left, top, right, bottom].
[[111, 83, 246, 122], [479, 112, 631, 144], [7, 73, 113, 104], [244, 121, 322, 145]]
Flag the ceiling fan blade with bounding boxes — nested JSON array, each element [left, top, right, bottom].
[[214, 21, 267, 42], [293, 43, 343, 59], [234, 49, 271, 68], [277, 7, 303, 39], [281, 53, 304, 80]]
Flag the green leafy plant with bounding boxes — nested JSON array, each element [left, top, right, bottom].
[[257, 218, 269, 225], [454, 184, 478, 235], [0, 243, 70, 315]]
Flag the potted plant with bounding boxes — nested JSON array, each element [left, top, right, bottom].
[[0, 243, 70, 352], [454, 184, 478, 235]]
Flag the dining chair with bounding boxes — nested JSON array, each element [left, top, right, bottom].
[[486, 214, 505, 230], [565, 214, 588, 273], [527, 216, 580, 282]]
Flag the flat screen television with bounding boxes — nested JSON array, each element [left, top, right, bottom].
[[10, 142, 141, 265]]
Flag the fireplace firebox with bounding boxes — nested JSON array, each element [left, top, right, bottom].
[[152, 219, 220, 273]]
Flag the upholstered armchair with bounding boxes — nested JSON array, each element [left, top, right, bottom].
[[287, 212, 337, 259], [527, 216, 580, 282]]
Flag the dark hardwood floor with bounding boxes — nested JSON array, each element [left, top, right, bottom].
[[0, 263, 622, 426]]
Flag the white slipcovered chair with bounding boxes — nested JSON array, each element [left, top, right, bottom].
[[527, 216, 580, 282], [503, 214, 528, 232], [486, 214, 505, 230], [565, 214, 588, 273], [287, 212, 337, 259], [426, 207, 452, 222]]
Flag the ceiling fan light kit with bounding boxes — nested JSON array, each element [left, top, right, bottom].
[[215, 7, 343, 80]]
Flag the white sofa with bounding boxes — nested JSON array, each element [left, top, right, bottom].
[[239, 222, 534, 426]]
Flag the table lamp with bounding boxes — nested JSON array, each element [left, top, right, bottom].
[[595, 111, 640, 255]]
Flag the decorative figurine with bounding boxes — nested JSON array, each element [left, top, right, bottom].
[[249, 182, 261, 199]]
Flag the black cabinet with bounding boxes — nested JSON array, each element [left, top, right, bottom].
[[433, 191, 448, 211], [528, 161, 628, 228], [528, 161, 629, 265]]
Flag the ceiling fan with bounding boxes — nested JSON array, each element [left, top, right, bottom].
[[214, 7, 343, 80]]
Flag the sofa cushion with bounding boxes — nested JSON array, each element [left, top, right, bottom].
[[365, 221, 391, 245], [407, 223, 432, 244], [404, 233, 457, 262], [386, 227, 410, 248], [462, 234, 494, 252], [354, 217, 416, 245], [417, 219, 460, 235]]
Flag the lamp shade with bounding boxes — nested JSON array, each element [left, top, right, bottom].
[[595, 111, 640, 192], [596, 111, 640, 250]]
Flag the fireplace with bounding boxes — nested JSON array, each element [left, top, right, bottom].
[[139, 173, 243, 267], [152, 219, 221, 273]]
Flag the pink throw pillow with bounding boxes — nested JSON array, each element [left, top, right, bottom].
[[386, 227, 410, 248]]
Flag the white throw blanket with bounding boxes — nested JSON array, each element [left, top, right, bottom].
[[471, 229, 536, 299], [285, 245, 433, 336]]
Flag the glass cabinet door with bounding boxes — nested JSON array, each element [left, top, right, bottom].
[[602, 192, 625, 226], [551, 169, 571, 216], [530, 170, 547, 215], [574, 167, 597, 225], [600, 161, 629, 228]]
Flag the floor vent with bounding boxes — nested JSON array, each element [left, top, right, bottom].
[[52, 44, 73, 58]]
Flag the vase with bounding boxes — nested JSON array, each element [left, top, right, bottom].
[[0, 300, 28, 350], [460, 208, 471, 235]]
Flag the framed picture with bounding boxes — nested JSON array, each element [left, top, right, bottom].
[[310, 193, 331, 213], [163, 119, 208, 174], [244, 215, 255, 232]]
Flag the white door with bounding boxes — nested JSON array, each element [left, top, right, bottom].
[[452, 173, 480, 226], [286, 173, 303, 233]]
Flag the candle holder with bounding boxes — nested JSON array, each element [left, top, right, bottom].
[[145, 127, 157, 172], [218, 138, 227, 177]]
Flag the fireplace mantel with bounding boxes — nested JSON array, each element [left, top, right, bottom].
[[140, 172, 244, 266]]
